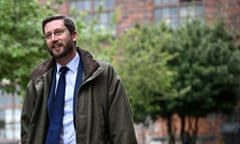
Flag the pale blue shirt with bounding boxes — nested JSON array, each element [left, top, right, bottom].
[[56, 53, 79, 144]]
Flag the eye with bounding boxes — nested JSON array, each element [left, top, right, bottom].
[[54, 29, 65, 36], [44, 28, 66, 40], [45, 33, 52, 39]]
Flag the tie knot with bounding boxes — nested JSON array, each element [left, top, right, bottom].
[[60, 66, 69, 75]]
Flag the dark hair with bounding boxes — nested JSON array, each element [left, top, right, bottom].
[[42, 15, 76, 34]]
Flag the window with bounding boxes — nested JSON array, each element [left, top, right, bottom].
[[180, 0, 201, 2], [180, 4, 204, 23], [70, 0, 91, 11], [69, 0, 115, 33], [154, 7, 179, 29], [154, 0, 177, 5], [94, 0, 115, 10], [154, 0, 204, 28]]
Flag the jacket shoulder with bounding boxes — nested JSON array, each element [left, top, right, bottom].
[[97, 60, 112, 68], [96, 60, 117, 74], [30, 58, 55, 81]]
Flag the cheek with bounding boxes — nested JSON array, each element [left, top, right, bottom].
[[46, 41, 52, 48]]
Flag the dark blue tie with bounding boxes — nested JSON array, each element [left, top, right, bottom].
[[46, 66, 69, 144]]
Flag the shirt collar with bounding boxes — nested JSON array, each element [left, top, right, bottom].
[[56, 52, 80, 74]]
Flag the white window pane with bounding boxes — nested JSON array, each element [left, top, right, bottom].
[[188, 6, 196, 17], [82, 1, 91, 11], [171, 18, 179, 29], [180, 6, 188, 18], [154, 8, 162, 20], [170, 7, 178, 18], [170, 0, 178, 3], [196, 5, 204, 16], [100, 13, 108, 24], [154, 0, 163, 5], [162, 8, 170, 18], [106, 0, 115, 9], [70, 1, 91, 11]]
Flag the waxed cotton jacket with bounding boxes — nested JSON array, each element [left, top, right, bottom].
[[21, 48, 137, 144]]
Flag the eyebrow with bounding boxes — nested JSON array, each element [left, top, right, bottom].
[[45, 28, 65, 33]]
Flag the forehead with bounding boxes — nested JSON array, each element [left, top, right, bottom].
[[44, 19, 65, 33]]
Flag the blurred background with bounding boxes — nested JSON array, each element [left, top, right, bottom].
[[0, 0, 240, 143]]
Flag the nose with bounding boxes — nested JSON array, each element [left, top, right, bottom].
[[50, 34, 58, 41]]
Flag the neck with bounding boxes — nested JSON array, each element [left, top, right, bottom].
[[56, 49, 77, 66]]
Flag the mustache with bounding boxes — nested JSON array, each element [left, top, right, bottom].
[[52, 42, 63, 49]]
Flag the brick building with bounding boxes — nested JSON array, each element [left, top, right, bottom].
[[40, 0, 240, 35], [38, 0, 240, 144]]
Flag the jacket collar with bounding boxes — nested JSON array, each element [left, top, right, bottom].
[[30, 47, 100, 81]]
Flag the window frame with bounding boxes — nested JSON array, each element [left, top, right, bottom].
[[69, 0, 116, 33], [154, 0, 204, 28]]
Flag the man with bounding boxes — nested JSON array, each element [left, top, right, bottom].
[[21, 15, 137, 144]]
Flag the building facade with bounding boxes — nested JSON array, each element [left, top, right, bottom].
[[40, 0, 240, 35]]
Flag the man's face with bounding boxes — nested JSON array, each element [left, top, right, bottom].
[[44, 19, 77, 59]]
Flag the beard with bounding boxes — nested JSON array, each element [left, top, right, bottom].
[[48, 39, 74, 59]]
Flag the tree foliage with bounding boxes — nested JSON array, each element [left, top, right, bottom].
[[112, 20, 240, 144], [168, 20, 240, 116], [0, 0, 56, 93], [112, 24, 176, 122], [165, 20, 240, 144]]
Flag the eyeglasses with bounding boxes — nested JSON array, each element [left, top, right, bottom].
[[44, 28, 66, 40]]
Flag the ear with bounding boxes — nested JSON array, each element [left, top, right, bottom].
[[72, 31, 77, 42]]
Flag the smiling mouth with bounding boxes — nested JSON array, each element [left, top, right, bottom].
[[52, 43, 63, 49]]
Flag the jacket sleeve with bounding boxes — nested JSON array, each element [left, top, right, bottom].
[[107, 65, 137, 144], [21, 81, 36, 144]]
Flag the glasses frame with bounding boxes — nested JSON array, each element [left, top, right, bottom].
[[44, 28, 67, 40]]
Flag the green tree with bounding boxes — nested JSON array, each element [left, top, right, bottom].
[[0, 0, 56, 93], [112, 20, 240, 144], [166, 20, 240, 144], [112, 23, 193, 144], [113, 24, 176, 122]]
